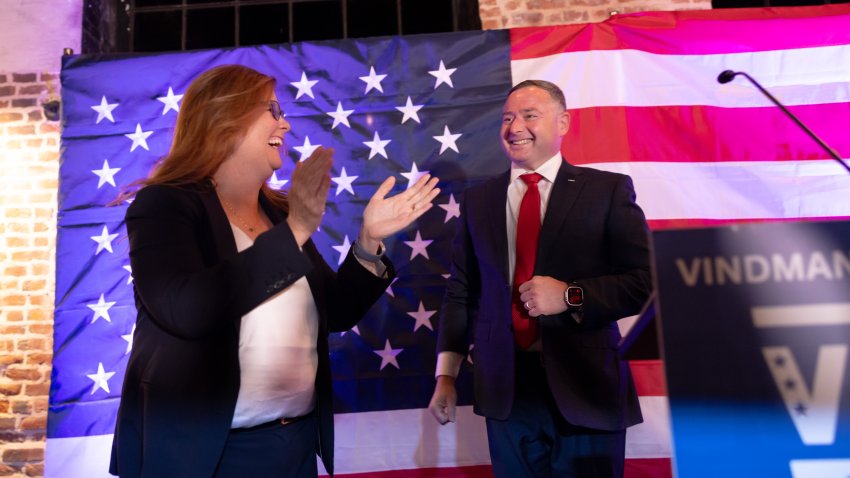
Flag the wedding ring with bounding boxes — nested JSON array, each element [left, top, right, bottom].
[[525, 301, 531, 310]]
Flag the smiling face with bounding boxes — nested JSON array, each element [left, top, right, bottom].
[[229, 94, 291, 180], [500, 85, 570, 171]]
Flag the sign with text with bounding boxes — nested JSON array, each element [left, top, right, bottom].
[[653, 220, 850, 478]]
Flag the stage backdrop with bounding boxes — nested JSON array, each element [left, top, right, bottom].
[[49, 5, 850, 477]]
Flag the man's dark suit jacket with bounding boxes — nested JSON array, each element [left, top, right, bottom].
[[109, 184, 393, 478], [438, 160, 651, 431]]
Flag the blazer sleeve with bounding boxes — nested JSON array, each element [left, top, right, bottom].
[[303, 239, 395, 334], [126, 185, 313, 340], [571, 174, 652, 329], [437, 194, 480, 355]]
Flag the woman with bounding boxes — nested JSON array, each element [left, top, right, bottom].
[[109, 64, 439, 478]]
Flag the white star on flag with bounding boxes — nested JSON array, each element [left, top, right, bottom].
[[91, 96, 118, 124], [86, 293, 116, 324], [268, 171, 289, 190], [395, 96, 424, 124], [86, 363, 116, 394], [433, 125, 462, 154], [92, 159, 120, 189], [407, 301, 436, 332], [90, 225, 119, 255], [403, 230, 433, 260], [121, 323, 136, 354], [340, 325, 360, 337], [125, 123, 153, 152], [359, 66, 387, 94], [157, 87, 183, 115], [385, 277, 399, 297], [374, 339, 403, 371], [363, 131, 391, 160], [400, 162, 429, 190], [438, 193, 461, 223], [429, 60, 457, 89], [326, 101, 354, 129], [332, 235, 352, 266], [291, 72, 319, 100], [332, 167, 358, 196], [123, 265, 133, 285], [293, 136, 321, 162]]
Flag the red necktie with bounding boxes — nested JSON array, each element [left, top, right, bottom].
[[512, 173, 542, 349]]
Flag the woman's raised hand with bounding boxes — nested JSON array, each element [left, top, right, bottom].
[[359, 174, 440, 252]]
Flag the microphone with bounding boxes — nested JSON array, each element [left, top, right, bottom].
[[717, 70, 850, 174], [716, 70, 737, 84]]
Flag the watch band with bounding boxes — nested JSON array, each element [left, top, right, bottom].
[[353, 240, 384, 263]]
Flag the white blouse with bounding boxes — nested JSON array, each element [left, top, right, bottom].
[[229, 224, 319, 428]]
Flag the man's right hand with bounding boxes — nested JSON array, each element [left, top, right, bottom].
[[428, 375, 458, 425]]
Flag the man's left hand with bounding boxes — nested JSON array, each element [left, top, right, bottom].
[[518, 276, 568, 317]]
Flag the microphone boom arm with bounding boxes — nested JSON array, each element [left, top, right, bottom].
[[719, 70, 850, 175]]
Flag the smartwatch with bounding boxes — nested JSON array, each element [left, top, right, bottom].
[[563, 283, 583, 311]]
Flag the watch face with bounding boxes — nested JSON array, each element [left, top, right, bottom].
[[566, 286, 583, 307]]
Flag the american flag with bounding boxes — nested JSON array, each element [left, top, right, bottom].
[[48, 5, 850, 477]]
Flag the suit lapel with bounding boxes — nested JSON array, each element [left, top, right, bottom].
[[199, 187, 238, 260], [537, 162, 585, 266], [483, 171, 512, 281], [198, 187, 242, 335]]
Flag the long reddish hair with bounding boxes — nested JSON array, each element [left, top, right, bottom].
[[118, 64, 288, 211]]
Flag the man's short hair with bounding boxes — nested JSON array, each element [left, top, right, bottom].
[[508, 79, 567, 111]]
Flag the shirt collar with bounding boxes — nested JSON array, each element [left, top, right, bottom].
[[510, 153, 562, 184]]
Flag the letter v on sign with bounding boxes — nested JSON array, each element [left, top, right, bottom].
[[752, 303, 850, 446]]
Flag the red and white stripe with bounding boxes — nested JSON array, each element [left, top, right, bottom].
[[325, 371, 671, 477], [512, 5, 850, 230]]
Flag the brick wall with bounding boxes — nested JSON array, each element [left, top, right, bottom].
[[479, 0, 711, 29], [0, 72, 59, 477]]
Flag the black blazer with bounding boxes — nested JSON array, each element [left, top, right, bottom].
[[438, 160, 650, 430], [109, 184, 393, 477]]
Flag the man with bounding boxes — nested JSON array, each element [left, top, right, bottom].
[[429, 79, 652, 477]]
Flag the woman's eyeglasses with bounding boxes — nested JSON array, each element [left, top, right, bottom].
[[268, 100, 283, 121]]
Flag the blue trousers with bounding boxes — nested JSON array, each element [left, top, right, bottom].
[[214, 414, 318, 478], [485, 352, 627, 478]]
